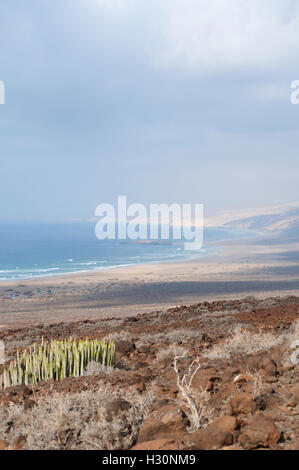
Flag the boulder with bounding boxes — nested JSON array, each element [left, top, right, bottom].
[[287, 384, 299, 407], [259, 357, 278, 377], [191, 369, 219, 392], [209, 416, 238, 433], [246, 355, 278, 377], [12, 435, 26, 450], [0, 439, 9, 450], [189, 427, 233, 450], [285, 439, 299, 451], [229, 392, 255, 416], [115, 341, 135, 356], [239, 415, 280, 449], [137, 405, 189, 443]]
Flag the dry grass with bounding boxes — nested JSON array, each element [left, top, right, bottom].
[[155, 345, 187, 364], [280, 319, 299, 366], [0, 385, 154, 450], [104, 331, 134, 342], [136, 328, 203, 348], [203, 324, 284, 360], [288, 318, 299, 344], [82, 362, 117, 377]]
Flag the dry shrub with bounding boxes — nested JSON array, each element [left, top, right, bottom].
[[0, 385, 154, 450], [104, 331, 133, 343], [82, 362, 116, 377], [249, 371, 264, 397], [155, 345, 187, 364], [173, 352, 214, 431], [280, 319, 299, 366], [136, 328, 202, 348], [203, 324, 284, 360], [288, 318, 299, 344]]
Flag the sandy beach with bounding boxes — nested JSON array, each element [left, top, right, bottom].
[[0, 233, 298, 329]]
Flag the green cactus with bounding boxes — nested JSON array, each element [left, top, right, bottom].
[[0, 337, 115, 390]]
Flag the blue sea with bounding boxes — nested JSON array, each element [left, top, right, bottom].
[[0, 222, 255, 282]]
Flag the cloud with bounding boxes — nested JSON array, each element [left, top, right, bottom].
[[82, 0, 299, 72], [0, 0, 298, 220], [142, 0, 299, 72]]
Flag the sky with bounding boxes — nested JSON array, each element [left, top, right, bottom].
[[0, 0, 299, 222]]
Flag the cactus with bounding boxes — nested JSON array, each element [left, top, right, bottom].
[[0, 337, 115, 390]]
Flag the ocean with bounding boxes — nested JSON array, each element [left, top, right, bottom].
[[0, 222, 254, 282]]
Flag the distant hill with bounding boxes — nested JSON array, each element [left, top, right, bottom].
[[221, 204, 299, 239]]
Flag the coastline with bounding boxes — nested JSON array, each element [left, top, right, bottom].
[[0, 224, 259, 283], [0, 233, 299, 328]]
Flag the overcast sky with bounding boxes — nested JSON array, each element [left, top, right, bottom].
[[0, 0, 298, 221]]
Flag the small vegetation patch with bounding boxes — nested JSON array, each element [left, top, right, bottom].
[[0, 337, 115, 389], [203, 325, 283, 360]]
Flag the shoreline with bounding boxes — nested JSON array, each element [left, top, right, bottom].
[[0, 227, 264, 286], [0, 233, 298, 329], [0, 246, 222, 286], [0, 227, 260, 284]]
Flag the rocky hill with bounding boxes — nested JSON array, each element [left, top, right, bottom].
[[0, 295, 298, 450], [219, 204, 299, 240]]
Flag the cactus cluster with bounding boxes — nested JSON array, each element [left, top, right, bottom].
[[0, 337, 115, 390]]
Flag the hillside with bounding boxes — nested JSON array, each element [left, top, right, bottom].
[[204, 203, 299, 240], [0, 296, 298, 450]]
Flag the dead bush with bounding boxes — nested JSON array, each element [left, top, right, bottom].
[[203, 325, 284, 360], [0, 385, 154, 450]]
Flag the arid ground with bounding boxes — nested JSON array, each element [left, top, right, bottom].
[[0, 295, 298, 450], [0, 227, 298, 450]]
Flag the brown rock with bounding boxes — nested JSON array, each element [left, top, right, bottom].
[[209, 416, 238, 433], [0, 398, 10, 406], [12, 435, 26, 450], [265, 377, 278, 384], [239, 415, 280, 449], [99, 398, 132, 422], [115, 340, 135, 356], [229, 392, 255, 416], [162, 369, 176, 384], [233, 374, 253, 384], [132, 438, 186, 450], [259, 394, 280, 411], [19, 385, 32, 397], [189, 427, 233, 450], [191, 369, 219, 392], [287, 384, 299, 407], [0, 439, 9, 450], [149, 399, 170, 413], [137, 405, 189, 443], [134, 361, 149, 370], [259, 356, 278, 377], [24, 398, 35, 411], [285, 439, 299, 451]]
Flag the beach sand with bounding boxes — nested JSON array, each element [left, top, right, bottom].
[[0, 235, 298, 329]]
